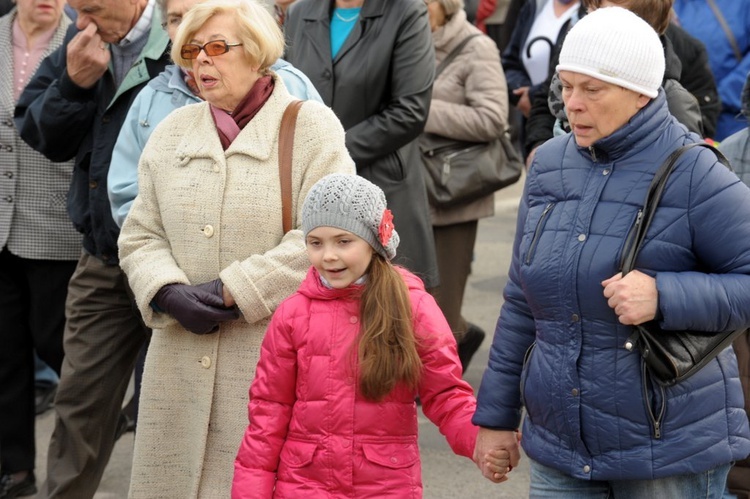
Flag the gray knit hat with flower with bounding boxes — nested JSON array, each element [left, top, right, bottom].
[[302, 174, 399, 260]]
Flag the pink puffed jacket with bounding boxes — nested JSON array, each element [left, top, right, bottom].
[[232, 266, 478, 498]]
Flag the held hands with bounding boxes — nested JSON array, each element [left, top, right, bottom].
[[602, 270, 658, 325], [66, 23, 110, 89], [473, 428, 521, 484], [152, 280, 239, 335]]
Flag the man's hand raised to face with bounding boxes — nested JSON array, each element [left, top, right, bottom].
[[66, 22, 110, 89]]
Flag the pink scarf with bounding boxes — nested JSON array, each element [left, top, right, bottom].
[[210, 75, 275, 150]]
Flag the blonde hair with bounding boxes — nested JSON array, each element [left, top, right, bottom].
[[171, 0, 284, 71], [357, 255, 422, 401]]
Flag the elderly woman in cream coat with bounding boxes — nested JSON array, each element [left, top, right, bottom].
[[117, 0, 354, 496], [423, 0, 509, 372]]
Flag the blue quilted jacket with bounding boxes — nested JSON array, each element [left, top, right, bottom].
[[474, 90, 750, 480]]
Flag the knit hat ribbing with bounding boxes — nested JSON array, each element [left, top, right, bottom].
[[556, 7, 665, 98], [302, 174, 399, 260]]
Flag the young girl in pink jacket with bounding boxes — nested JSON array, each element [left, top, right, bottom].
[[232, 174, 511, 498]]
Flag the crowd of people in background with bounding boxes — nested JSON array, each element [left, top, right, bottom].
[[0, 0, 749, 497]]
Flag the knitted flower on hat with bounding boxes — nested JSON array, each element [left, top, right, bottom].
[[556, 6, 665, 98], [302, 174, 400, 260]]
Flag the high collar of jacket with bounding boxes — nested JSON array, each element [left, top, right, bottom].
[[296, 265, 425, 301], [432, 9, 473, 55], [582, 89, 673, 163]]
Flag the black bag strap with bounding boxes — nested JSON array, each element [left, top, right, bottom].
[[620, 142, 731, 275], [705, 0, 742, 62], [435, 34, 482, 78]]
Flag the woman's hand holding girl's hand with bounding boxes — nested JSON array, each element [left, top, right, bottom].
[[473, 428, 521, 483], [602, 270, 658, 325]]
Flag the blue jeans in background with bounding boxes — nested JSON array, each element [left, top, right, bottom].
[[529, 459, 731, 499]]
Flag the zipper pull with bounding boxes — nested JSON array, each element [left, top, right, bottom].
[[653, 421, 661, 439], [589, 146, 597, 162]]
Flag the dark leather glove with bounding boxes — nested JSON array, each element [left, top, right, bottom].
[[194, 279, 225, 303], [152, 283, 239, 335]]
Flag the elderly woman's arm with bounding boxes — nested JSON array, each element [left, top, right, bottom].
[[656, 152, 750, 332], [219, 102, 355, 324]]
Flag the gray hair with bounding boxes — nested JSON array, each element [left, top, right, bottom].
[[436, 0, 465, 18], [156, 0, 168, 20]]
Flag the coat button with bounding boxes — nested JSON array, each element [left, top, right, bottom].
[[89, 180, 98, 189], [4, 195, 12, 202], [200, 356, 211, 368], [203, 225, 214, 238], [390, 457, 398, 464], [577, 234, 586, 242], [583, 465, 591, 473], [571, 314, 579, 322], [571, 388, 579, 396], [322, 69, 331, 79], [602, 169, 610, 176], [349, 316, 357, 324], [4, 171, 12, 178], [102, 115, 111, 124], [5, 145, 11, 152]]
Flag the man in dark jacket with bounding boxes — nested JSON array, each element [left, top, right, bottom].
[[13, 0, 169, 496], [524, 0, 720, 160]]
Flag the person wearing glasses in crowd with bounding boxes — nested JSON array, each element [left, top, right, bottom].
[[106, 0, 322, 450], [117, 0, 354, 495]]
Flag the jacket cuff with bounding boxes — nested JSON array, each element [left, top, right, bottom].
[[59, 70, 97, 102]]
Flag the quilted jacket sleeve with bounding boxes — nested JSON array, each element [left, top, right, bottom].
[[233, 299, 299, 498], [413, 291, 479, 459], [656, 149, 750, 332], [473, 178, 536, 430]]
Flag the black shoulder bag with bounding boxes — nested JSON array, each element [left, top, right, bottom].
[[419, 35, 523, 208], [620, 142, 748, 386]]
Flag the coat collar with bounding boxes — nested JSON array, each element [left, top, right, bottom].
[[0, 10, 71, 116], [299, 0, 385, 64], [174, 74, 294, 164]]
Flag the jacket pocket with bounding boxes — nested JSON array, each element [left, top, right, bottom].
[[519, 342, 537, 415], [524, 202, 555, 265], [362, 441, 419, 469], [279, 439, 317, 468]]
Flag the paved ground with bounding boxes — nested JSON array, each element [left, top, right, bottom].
[[32, 175, 529, 498]]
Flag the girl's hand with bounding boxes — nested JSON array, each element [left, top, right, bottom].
[[482, 448, 512, 483]]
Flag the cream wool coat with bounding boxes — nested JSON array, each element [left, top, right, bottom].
[[118, 76, 354, 498]]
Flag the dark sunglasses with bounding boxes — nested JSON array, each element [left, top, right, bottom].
[[180, 40, 243, 59]]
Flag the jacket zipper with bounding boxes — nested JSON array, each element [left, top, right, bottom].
[[525, 202, 555, 265], [619, 209, 643, 271], [641, 361, 666, 439]]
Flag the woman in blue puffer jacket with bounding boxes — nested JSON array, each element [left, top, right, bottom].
[[473, 7, 750, 497]]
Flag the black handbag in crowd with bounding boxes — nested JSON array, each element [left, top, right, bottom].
[[419, 34, 523, 209], [620, 142, 748, 387]]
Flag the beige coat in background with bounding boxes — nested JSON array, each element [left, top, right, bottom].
[[118, 76, 355, 498], [426, 9, 509, 226]]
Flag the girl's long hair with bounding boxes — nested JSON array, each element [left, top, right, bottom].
[[357, 255, 422, 401]]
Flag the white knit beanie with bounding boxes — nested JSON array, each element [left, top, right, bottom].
[[556, 6, 665, 98], [302, 174, 399, 260]]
